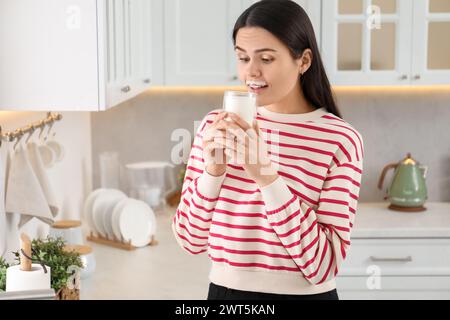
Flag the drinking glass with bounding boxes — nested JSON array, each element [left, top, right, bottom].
[[222, 91, 257, 125]]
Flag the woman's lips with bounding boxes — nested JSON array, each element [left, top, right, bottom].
[[248, 85, 268, 94]]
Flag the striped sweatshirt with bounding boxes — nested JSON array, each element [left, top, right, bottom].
[[172, 106, 364, 295]]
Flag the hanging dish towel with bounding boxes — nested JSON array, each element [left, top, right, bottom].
[[0, 149, 6, 257], [27, 142, 59, 219], [5, 144, 54, 228], [3, 147, 20, 262]]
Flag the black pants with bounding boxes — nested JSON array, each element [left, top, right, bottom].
[[207, 282, 339, 300]]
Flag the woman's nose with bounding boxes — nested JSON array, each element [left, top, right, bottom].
[[246, 61, 261, 78]]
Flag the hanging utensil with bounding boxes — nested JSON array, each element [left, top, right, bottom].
[[13, 129, 24, 151], [24, 125, 36, 144]]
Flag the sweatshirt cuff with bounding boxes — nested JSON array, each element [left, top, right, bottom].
[[259, 176, 296, 212], [195, 170, 226, 200]]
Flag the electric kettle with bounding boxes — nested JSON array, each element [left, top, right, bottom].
[[378, 153, 428, 212]]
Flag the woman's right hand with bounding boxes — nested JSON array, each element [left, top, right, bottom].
[[202, 111, 229, 176]]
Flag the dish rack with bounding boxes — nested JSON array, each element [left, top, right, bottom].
[[86, 232, 158, 251]]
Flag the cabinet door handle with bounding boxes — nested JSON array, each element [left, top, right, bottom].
[[370, 255, 412, 262], [121, 85, 131, 93], [230, 75, 238, 81], [413, 74, 421, 80], [400, 74, 408, 80], [143, 79, 151, 84]]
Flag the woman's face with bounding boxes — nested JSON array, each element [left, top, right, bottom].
[[235, 27, 305, 107]]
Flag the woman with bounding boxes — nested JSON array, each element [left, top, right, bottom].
[[172, 0, 364, 300]]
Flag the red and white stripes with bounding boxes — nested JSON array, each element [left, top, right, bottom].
[[172, 107, 364, 294]]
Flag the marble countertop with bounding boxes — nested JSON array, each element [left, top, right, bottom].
[[160, 201, 450, 238], [80, 209, 211, 300], [353, 202, 450, 238]]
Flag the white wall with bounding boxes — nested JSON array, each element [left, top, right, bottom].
[[0, 111, 92, 262]]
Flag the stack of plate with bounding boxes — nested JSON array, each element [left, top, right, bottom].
[[83, 188, 156, 247]]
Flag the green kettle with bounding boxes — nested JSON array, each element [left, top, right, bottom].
[[377, 153, 428, 212]]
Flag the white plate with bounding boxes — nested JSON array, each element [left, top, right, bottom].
[[83, 189, 109, 234], [148, 204, 157, 237], [100, 194, 127, 238], [111, 198, 130, 241], [91, 189, 127, 238], [102, 192, 127, 239], [117, 199, 155, 247]]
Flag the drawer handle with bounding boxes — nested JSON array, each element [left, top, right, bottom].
[[121, 85, 131, 93], [370, 256, 412, 262]]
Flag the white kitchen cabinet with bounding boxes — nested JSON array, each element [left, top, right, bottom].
[[322, 0, 450, 86], [336, 276, 450, 300], [411, 0, 450, 84], [297, 0, 322, 48], [337, 238, 450, 299], [336, 203, 450, 300], [164, 0, 322, 86], [102, 0, 163, 108], [0, 0, 162, 111], [322, 0, 413, 86], [164, 0, 242, 86]]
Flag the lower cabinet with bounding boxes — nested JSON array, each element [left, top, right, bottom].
[[336, 276, 450, 300], [336, 238, 450, 299]]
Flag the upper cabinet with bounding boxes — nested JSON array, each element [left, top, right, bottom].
[[1, 0, 448, 112], [164, 0, 322, 86], [102, 0, 163, 108], [322, 0, 450, 86], [164, 0, 243, 86], [412, 0, 450, 84], [291, 0, 322, 47], [0, 0, 163, 111]]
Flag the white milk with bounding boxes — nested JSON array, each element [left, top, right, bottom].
[[223, 92, 256, 125]]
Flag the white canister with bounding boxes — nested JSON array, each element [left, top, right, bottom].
[[49, 220, 83, 245], [64, 245, 96, 279]]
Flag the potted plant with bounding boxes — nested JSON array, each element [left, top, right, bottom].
[[0, 237, 83, 300], [166, 164, 187, 207], [0, 257, 9, 293]]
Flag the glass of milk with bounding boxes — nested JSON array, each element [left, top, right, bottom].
[[222, 91, 257, 125]]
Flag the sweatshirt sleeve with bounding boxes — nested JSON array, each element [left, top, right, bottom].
[[172, 110, 226, 255], [259, 141, 364, 285]]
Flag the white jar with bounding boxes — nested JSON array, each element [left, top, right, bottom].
[[49, 220, 84, 245], [64, 245, 96, 279]]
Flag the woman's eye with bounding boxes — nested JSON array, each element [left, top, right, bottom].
[[237, 57, 273, 63]]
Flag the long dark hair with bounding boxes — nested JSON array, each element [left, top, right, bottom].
[[232, 0, 342, 118]]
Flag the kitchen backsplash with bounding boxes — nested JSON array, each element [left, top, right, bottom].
[[91, 88, 450, 202]]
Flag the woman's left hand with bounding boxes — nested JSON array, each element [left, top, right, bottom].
[[214, 113, 279, 187]]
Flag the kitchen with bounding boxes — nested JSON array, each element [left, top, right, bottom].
[[1, 0, 450, 301]]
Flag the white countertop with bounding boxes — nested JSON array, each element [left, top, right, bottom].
[[353, 202, 450, 238], [80, 202, 450, 299], [80, 209, 211, 300]]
